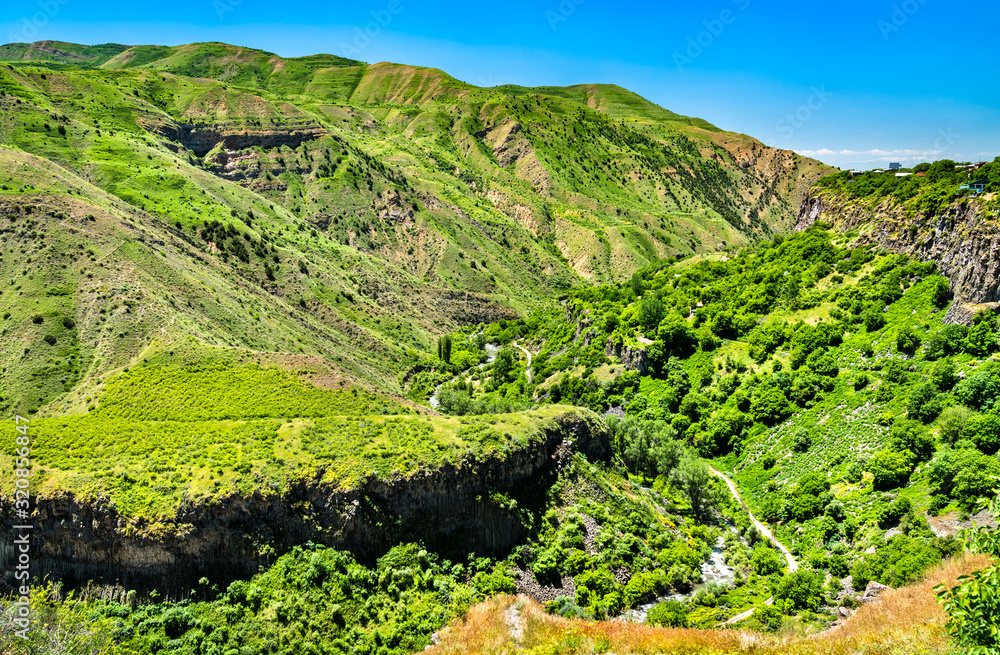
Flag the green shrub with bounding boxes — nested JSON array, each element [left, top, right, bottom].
[[646, 600, 688, 627]]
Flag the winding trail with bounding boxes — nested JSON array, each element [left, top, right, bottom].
[[512, 342, 533, 383], [707, 465, 797, 625]]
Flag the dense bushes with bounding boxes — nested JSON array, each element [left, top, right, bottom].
[[110, 544, 481, 655]]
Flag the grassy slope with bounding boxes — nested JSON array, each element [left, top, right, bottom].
[[0, 341, 581, 520]]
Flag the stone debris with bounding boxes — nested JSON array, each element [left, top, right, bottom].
[[860, 581, 894, 604]]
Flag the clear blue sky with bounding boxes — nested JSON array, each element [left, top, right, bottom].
[[4, 0, 998, 170]]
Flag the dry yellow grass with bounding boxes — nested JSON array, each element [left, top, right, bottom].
[[425, 553, 990, 655]]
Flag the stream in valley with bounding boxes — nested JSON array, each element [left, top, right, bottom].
[[428, 342, 499, 409], [616, 536, 736, 623]]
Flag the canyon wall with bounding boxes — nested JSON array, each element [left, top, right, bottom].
[[797, 191, 1000, 323], [1, 411, 608, 596]]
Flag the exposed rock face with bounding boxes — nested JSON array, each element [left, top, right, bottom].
[[860, 581, 894, 604], [1, 412, 608, 596], [151, 119, 325, 157], [605, 338, 650, 375], [797, 191, 1000, 323]]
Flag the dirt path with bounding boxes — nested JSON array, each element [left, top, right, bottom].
[[707, 465, 797, 625], [512, 342, 533, 383]]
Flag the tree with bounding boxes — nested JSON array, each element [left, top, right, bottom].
[[938, 405, 975, 445], [964, 414, 1000, 455], [791, 429, 812, 453], [929, 359, 958, 390], [437, 335, 453, 364], [890, 418, 935, 462], [773, 570, 823, 612], [805, 348, 839, 377], [868, 449, 914, 490], [638, 296, 666, 331], [931, 277, 951, 308], [955, 371, 1000, 410], [896, 326, 922, 354], [907, 383, 944, 423], [751, 388, 793, 425], [674, 456, 716, 522], [491, 348, 517, 387], [630, 272, 643, 297], [752, 545, 783, 575], [966, 319, 998, 357], [863, 306, 887, 332], [926, 324, 968, 360], [656, 315, 696, 358], [646, 600, 688, 627]]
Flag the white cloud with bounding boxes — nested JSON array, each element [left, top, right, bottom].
[[798, 148, 947, 161], [789, 147, 998, 168]]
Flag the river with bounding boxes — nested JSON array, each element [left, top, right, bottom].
[[428, 343, 499, 409]]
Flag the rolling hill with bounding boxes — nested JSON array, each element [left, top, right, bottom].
[[0, 40, 832, 415]]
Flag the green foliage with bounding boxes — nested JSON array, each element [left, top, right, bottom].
[[646, 600, 688, 627], [852, 534, 942, 588], [109, 544, 477, 655], [752, 544, 783, 575], [437, 335, 453, 364], [928, 443, 1000, 508], [965, 414, 1000, 455], [868, 449, 915, 490], [772, 570, 823, 612], [890, 417, 935, 462], [907, 382, 945, 423], [955, 368, 1000, 410], [966, 315, 999, 357], [938, 405, 975, 444], [545, 595, 594, 620]]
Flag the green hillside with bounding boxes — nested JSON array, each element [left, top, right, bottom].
[[16, 39, 986, 655], [419, 223, 999, 625], [0, 40, 830, 418]]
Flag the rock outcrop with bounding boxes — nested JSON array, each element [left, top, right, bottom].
[[605, 338, 650, 375], [1, 411, 608, 596], [860, 581, 894, 604], [150, 119, 325, 157], [797, 191, 1000, 323]]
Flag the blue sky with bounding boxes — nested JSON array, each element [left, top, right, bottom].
[[3, 0, 998, 170]]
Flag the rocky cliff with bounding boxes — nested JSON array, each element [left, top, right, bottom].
[[605, 338, 650, 375], [148, 118, 326, 157], [797, 190, 1000, 323], [1, 411, 608, 597]]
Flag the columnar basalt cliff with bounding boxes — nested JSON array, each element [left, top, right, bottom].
[[150, 119, 326, 157], [1, 412, 608, 596], [797, 190, 1000, 323]]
